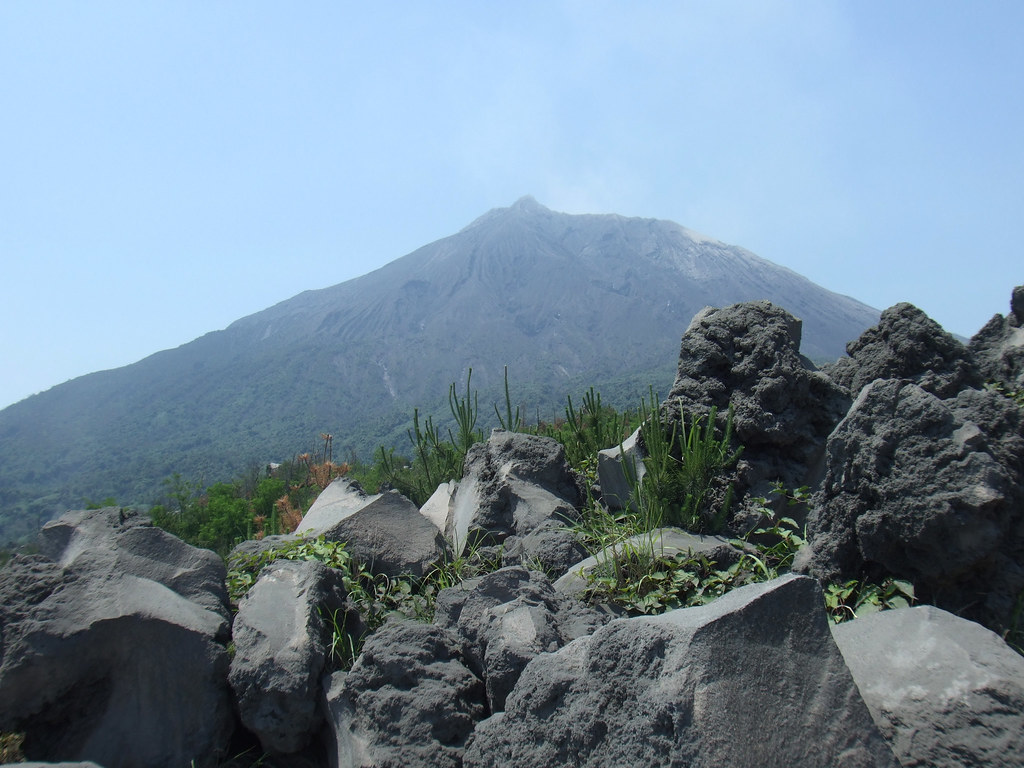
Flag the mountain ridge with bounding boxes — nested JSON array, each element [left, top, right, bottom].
[[0, 198, 880, 544]]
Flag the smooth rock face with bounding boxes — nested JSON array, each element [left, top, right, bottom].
[[826, 302, 980, 398], [595, 426, 644, 511], [803, 379, 1024, 634], [664, 301, 851, 494], [39, 505, 231, 625], [433, 566, 606, 711], [464, 574, 899, 768], [323, 621, 487, 768], [319, 490, 447, 578], [447, 430, 585, 576], [229, 559, 349, 755], [419, 480, 457, 532], [0, 508, 233, 768], [970, 284, 1024, 388], [299, 476, 380, 534], [832, 606, 1024, 768]]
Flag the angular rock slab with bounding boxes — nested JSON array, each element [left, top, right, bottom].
[[832, 605, 1024, 768], [464, 574, 899, 768], [229, 559, 349, 754], [299, 476, 380, 535], [433, 566, 606, 711], [40, 505, 231, 624], [595, 426, 645, 512], [323, 621, 487, 768], [0, 508, 234, 768], [320, 490, 447, 579]]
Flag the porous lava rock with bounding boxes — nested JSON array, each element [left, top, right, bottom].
[[663, 301, 850, 497], [445, 430, 587, 577], [970, 284, 1024, 388], [322, 621, 486, 768], [433, 566, 606, 711], [825, 301, 980, 399], [802, 379, 1024, 636]]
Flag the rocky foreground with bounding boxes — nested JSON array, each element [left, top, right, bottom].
[[1, 288, 1023, 768]]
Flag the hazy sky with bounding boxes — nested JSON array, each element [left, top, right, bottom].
[[2, 2, 1021, 410]]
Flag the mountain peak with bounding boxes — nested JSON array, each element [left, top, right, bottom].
[[462, 195, 553, 232], [510, 195, 546, 212]]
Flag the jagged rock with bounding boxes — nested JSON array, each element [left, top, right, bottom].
[[664, 301, 850, 496], [553, 527, 748, 599], [500, 521, 588, 577], [432, 566, 607, 711], [447, 430, 584, 576], [463, 574, 899, 767], [229, 559, 349, 755], [832, 606, 1024, 768], [826, 302, 980, 398], [0, 508, 234, 768], [299, 476, 380, 534], [802, 379, 1024, 635], [322, 621, 487, 768], [319, 490, 447, 579], [970, 284, 1024, 388]]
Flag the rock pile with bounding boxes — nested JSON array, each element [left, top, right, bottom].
[[2, 287, 1023, 768]]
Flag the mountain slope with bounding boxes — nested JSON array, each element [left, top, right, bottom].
[[0, 197, 879, 543]]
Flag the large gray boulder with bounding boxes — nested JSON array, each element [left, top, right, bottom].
[[319, 490, 447, 579], [39, 505, 231, 624], [664, 301, 850, 497], [446, 430, 586, 577], [433, 566, 606, 711], [970, 284, 1024, 389], [0, 508, 234, 768], [322, 621, 487, 768], [833, 606, 1024, 767], [229, 559, 349, 755], [802, 378, 1024, 635], [464, 574, 899, 768], [826, 301, 980, 399]]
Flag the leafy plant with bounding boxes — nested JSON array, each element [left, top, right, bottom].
[[579, 483, 813, 616], [824, 578, 916, 623], [226, 535, 356, 604], [984, 379, 1024, 408], [0, 732, 24, 763], [225, 532, 505, 670]]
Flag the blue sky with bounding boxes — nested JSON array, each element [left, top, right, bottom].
[[2, 2, 1021, 410]]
